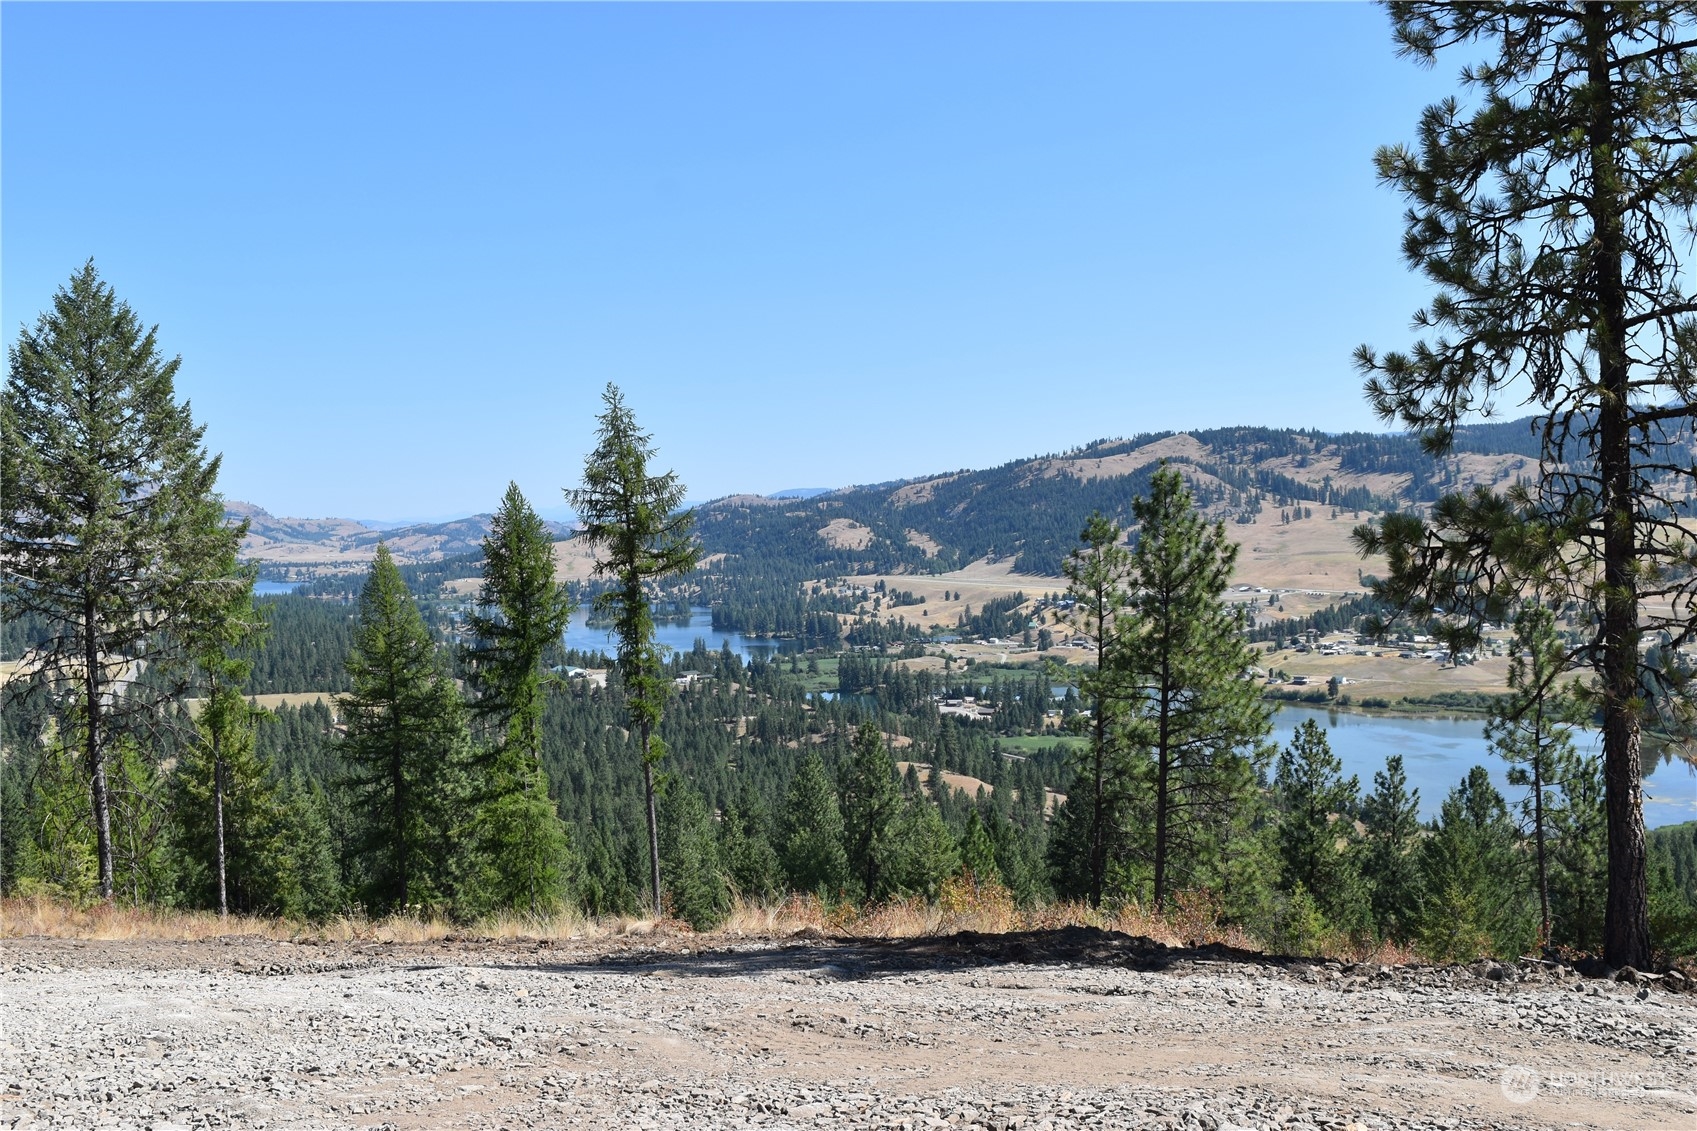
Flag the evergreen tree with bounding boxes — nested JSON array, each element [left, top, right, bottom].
[[1061, 512, 1134, 907], [568, 384, 700, 917], [1487, 604, 1586, 945], [179, 527, 269, 917], [659, 784, 730, 930], [1415, 766, 1533, 961], [171, 690, 288, 915], [1360, 754, 1422, 942], [1350, 2, 1697, 968], [338, 544, 470, 915], [719, 793, 781, 903], [778, 754, 848, 898], [838, 722, 902, 900], [1120, 466, 1270, 910], [886, 798, 960, 901], [462, 482, 576, 915], [958, 810, 999, 882], [1, 263, 244, 900], [1273, 721, 1366, 932], [1547, 747, 1608, 952]]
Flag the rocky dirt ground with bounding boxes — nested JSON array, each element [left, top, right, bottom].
[[1, 928, 1693, 1131]]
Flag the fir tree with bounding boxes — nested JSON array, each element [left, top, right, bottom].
[[719, 793, 781, 903], [659, 785, 730, 929], [568, 384, 700, 917], [1487, 604, 1586, 945], [1273, 721, 1366, 933], [338, 545, 470, 915], [462, 482, 576, 915], [838, 722, 902, 900], [1547, 747, 1608, 952], [1120, 466, 1270, 910], [958, 810, 999, 883], [1360, 754, 1422, 942], [1, 262, 244, 900], [1416, 766, 1532, 961], [779, 754, 848, 899], [887, 798, 960, 901]]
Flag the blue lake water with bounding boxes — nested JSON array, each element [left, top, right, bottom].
[[560, 607, 803, 664], [1271, 703, 1696, 829], [254, 580, 302, 596]]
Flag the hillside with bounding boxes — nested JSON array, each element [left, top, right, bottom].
[[691, 417, 1552, 581], [228, 501, 571, 575]]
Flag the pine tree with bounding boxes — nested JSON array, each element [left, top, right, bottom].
[[659, 785, 730, 930], [1415, 766, 1533, 961], [568, 384, 700, 917], [958, 810, 999, 883], [1487, 604, 1586, 946], [719, 793, 781, 903], [462, 482, 576, 915], [1061, 512, 1134, 907], [1273, 721, 1366, 933], [338, 544, 470, 915], [779, 754, 848, 899], [1360, 754, 1422, 942], [838, 722, 902, 900], [1120, 466, 1271, 910], [1351, 2, 1697, 969], [1, 262, 244, 900], [886, 798, 960, 901], [1547, 747, 1608, 951]]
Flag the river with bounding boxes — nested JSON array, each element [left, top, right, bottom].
[[1271, 703, 1695, 829]]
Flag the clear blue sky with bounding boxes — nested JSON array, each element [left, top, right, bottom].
[[3, 2, 1461, 521]]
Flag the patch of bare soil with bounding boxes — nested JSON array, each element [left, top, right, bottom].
[[3, 929, 1691, 1130]]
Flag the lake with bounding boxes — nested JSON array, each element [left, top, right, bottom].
[[254, 580, 302, 596], [1271, 703, 1696, 829], [561, 607, 803, 664]]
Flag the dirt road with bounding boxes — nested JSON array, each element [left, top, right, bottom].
[[2, 929, 1691, 1130]]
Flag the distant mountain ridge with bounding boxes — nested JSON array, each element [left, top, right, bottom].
[[227, 501, 570, 573], [689, 417, 1567, 579], [235, 415, 1674, 579]]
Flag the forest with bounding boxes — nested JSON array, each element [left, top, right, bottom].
[[3, 266, 1695, 970]]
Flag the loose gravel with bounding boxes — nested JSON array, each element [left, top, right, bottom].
[[2, 929, 1693, 1130]]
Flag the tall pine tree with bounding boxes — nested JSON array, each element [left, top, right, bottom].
[[462, 482, 575, 915], [1120, 466, 1270, 910], [339, 544, 469, 915], [1351, 1, 1697, 968], [2, 262, 244, 900], [568, 384, 700, 917]]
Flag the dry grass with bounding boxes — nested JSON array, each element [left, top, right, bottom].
[[1, 888, 1411, 966], [0, 896, 300, 941]]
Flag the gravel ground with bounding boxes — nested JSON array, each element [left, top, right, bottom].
[[1, 928, 1693, 1131]]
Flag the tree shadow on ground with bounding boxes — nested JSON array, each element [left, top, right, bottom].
[[518, 926, 1313, 983]]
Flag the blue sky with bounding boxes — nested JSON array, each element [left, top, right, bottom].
[[4, 3, 1461, 521]]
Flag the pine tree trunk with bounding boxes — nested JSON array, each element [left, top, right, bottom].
[[1586, 7, 1651, 970], [642, 722, 662, 919], [1532, 734, 1548, 947], [84, 592, 115, 901], [215, 745, 228, 919]]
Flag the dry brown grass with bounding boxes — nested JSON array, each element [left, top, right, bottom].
[[0, 896, 300, 941], [2, 889, 1404, 965]]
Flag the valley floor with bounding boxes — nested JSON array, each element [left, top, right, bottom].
[[2, 930, 1692, 1131]]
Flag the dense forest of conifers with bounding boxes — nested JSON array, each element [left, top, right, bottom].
[[6, 558, 1696, 961]]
